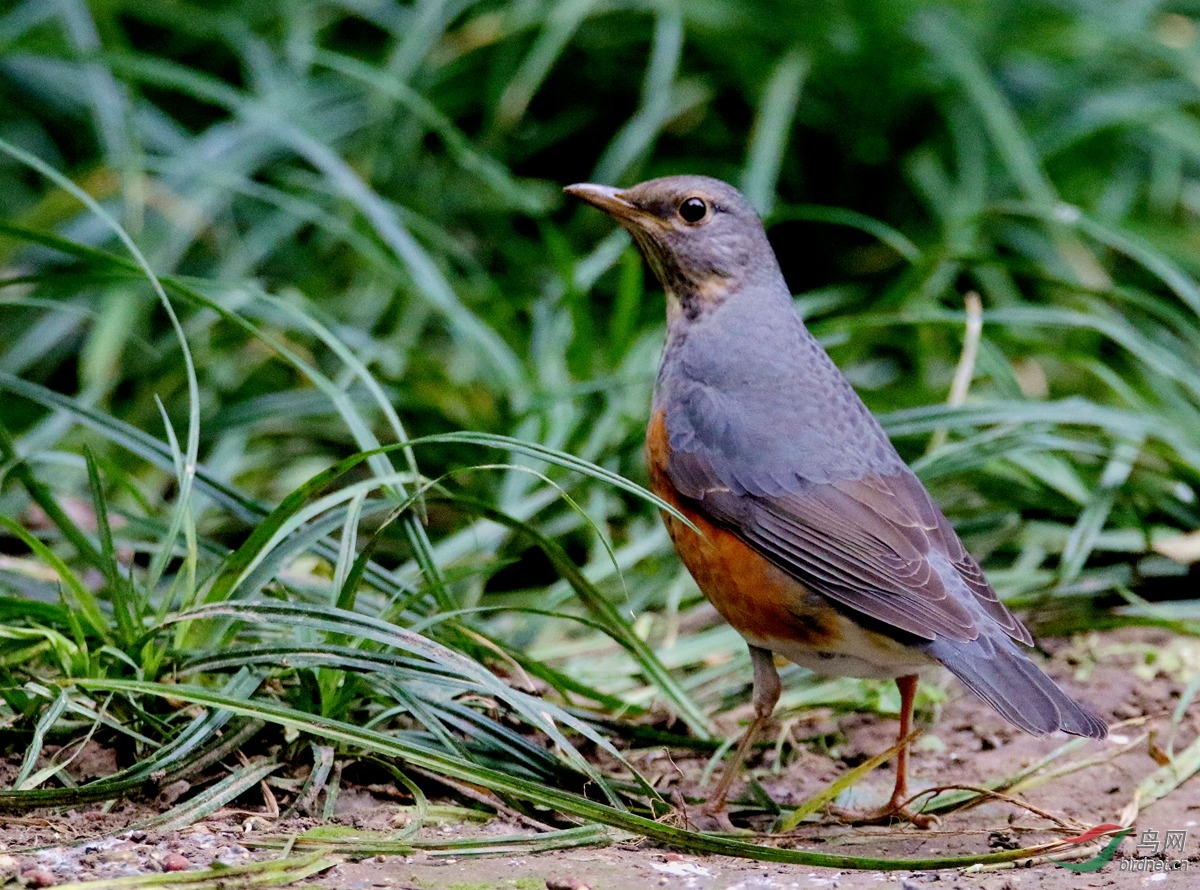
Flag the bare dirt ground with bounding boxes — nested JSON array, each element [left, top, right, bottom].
[[0, 627, 1196, 889]]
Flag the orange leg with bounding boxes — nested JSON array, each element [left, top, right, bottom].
[[892, 673, 918, 809], [702, 645, 780, 816], [834, 673, 938, 828]]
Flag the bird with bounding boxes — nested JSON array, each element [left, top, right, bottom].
[[564, 175, 1107, 828]]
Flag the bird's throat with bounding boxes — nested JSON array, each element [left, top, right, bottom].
[[622, 224, 732, 323], [664, 275, 734, 325]]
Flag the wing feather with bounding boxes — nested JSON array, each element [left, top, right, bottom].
[[673, 449, 1028, 644]]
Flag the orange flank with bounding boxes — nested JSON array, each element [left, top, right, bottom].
[[646, 410, 842, 648]]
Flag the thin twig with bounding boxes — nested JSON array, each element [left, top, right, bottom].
[[928, 291, 984, 453], [899, 783, 1083, 830]]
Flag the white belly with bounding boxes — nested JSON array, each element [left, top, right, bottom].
[[745, 622, 938, 680]]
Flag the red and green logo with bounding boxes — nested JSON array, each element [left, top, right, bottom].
[[1049, 823, 1132, 873]]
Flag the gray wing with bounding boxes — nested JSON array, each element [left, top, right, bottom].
[[664, 394, 1032, 645]]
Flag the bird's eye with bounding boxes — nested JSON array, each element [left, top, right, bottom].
[[678, 197, 708, 224]]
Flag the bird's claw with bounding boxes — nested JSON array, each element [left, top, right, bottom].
[[697, 802, 739, 833], [829, 799, 940, 830]]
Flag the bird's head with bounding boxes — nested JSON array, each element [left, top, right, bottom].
[[565, 175, 778, 322]]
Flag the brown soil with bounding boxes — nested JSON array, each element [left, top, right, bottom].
[[0, 627, 1196, 889]]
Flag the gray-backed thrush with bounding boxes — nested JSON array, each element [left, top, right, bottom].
[[565, 175, 1106, 827]]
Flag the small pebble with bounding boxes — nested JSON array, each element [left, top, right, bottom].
[[163, 853, 190, 872], [546, 878, 593, 890], [22, 868, 57, 887]]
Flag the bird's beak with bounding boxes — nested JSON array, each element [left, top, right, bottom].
[[563, 183, 642, 222]]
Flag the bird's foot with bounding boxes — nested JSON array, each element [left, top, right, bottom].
[[829, 795, 940, 830], [701, 808, 738, 833], [696, 800, 740, 833]]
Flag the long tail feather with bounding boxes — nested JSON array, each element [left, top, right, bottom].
[[924, 633, 1107, 740]]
